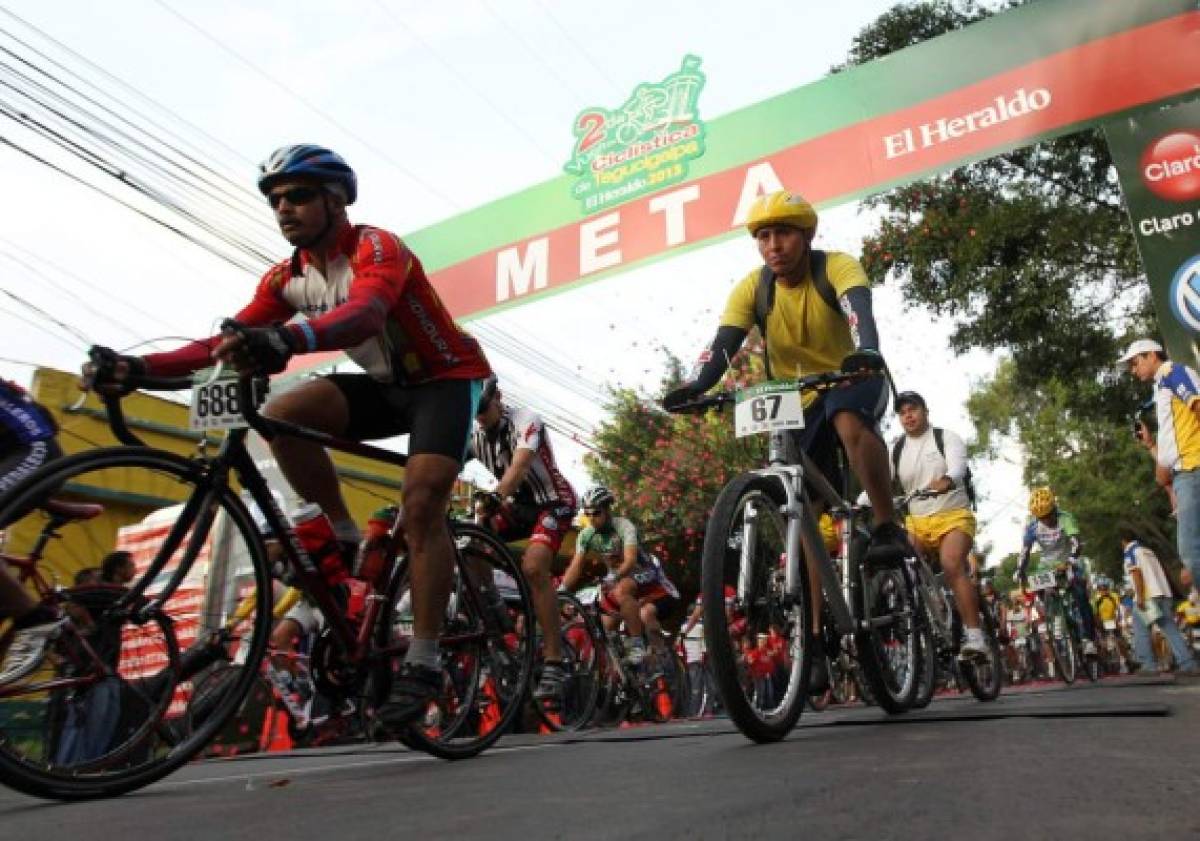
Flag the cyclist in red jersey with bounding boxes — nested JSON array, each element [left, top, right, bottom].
[[81, 145, 492, 727]]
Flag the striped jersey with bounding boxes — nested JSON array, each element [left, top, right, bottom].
[[469, 405, 577, 508]]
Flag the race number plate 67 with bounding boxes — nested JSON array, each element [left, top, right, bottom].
[[735, 381, 804, 438], [189, 368, 253, 431]]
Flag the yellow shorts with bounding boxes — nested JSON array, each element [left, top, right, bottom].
[[905, 508, 976, 556]]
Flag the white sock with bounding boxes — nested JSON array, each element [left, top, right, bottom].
[[965, 627, 985, 644]]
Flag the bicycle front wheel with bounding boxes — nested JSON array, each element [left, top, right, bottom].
[[0, 447, 272, 800], [370, 521, 535, 760], [1046, 600, 1077, 685], [701, 473, 811, 743], [532, 591, 602, 732]]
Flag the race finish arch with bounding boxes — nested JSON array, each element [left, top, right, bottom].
[[282, 0, 1200, 380]]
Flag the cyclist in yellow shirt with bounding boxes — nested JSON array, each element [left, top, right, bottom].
[[662, 190, 906, 692]]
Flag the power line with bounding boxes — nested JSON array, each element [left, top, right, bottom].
[[0, 236, 189, 337], [478, 0, 589, 105], [530, 0, 623, 96], [0, 302, 85, 352], [0, 252, 145, 346], [0, 133, 265, 274], [150, 0, 461, 211], [0, 6, 256, 172], [371, 0, 559, 159]]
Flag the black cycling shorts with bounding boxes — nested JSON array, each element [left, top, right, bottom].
[[790, 376, 887, 498], [325, 374, 482, 464]]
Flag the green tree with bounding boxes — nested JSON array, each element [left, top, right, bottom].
[[841, 1, 1175, 578]]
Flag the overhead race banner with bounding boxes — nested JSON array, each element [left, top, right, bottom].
[[1107, 98, 1200, 364], [564, 55, 707, 215], [283, 0, 1200, 377]]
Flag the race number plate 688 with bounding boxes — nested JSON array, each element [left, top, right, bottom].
[[734, 382, 804, 438], [189, 368, 249, 431]]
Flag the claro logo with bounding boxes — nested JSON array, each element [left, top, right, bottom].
[[1140, 130, 1200, 201]]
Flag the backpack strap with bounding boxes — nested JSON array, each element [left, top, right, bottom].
[[891, 436, 905, 482], [932, 427, 946, 457], [808, 250, 839, 313], [753, 266, 776, 379]]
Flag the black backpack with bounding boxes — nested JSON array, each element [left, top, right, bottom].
[[751, 250, 840, 379], [891, 427, 978, 510]]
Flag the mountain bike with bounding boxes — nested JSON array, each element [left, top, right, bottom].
[[0, 348, 535, 800], [898, 491, 1002, 706], [571, 590, 684, 727], [1025, 568, 1086, 685], [668, 370, 929, 743]]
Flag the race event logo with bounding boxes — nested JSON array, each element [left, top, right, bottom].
[[1169, 254, 1200, 333], [564, 55, 707, 214], [1140, 130, 1200, 202]]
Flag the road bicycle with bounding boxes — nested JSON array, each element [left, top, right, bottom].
[[0, 346, 535, 800], [573, 591, 685, 727], [896, 490, 1002, 706], [668, 370, 930, 743], [527, 590, 603, 732], [1025, 567, 1093, 685]]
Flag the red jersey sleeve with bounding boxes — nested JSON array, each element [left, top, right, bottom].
[[142, 261, 296, 376], [281, 228, 412, 353]]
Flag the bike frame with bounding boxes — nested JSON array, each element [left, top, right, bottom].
[[91, 375, 488, 673], [754, 430, 862, 637]]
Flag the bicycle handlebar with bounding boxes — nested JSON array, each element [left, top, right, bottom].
[[664, 370, 875, 415], [893, 488, 943, 508], [86, 346, 196, 446]]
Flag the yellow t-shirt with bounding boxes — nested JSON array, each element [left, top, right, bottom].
[[720, 252, 869, 389]]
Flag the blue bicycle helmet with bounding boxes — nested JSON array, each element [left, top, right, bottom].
[[257, 144, 357, 204]]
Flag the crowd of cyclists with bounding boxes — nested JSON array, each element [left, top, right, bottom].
[[0, 142, 1197, 789]]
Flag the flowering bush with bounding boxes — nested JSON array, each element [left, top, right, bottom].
[[585, 349, 766, 596]]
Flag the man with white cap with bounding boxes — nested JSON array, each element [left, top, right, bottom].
[[1119, 338, 1200, 591]]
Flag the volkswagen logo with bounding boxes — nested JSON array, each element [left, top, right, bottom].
[[1170, 254, 1200, 332]]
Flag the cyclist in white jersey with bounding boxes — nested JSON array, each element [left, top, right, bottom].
[[467, 377, 577, 704]]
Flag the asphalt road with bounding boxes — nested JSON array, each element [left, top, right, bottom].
[[2, 675, 1197, 841]]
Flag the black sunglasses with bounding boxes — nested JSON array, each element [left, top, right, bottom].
[[267, 186, 322, 209]]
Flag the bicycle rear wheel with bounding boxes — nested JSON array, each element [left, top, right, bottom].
[[851, 541, 924, 714], [701, 473, 811, 743], [960, 601, 1004, 702], [533, 591, 601, 732], [369, 521, 535, 759], [0, 447, 272, 800]]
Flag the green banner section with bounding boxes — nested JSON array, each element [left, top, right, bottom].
[[402, 0, 1193, 273], [1107, 98, 1200, 366]]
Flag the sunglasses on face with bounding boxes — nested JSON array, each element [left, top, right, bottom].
[[267, 186, 321, 209]]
